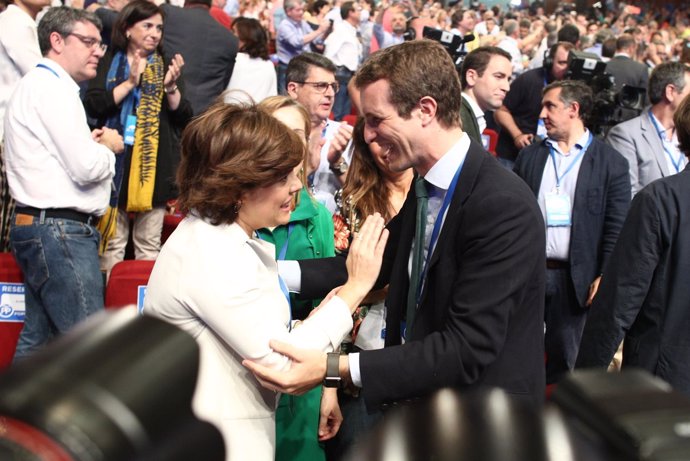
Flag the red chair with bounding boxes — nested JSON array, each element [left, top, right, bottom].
[[0, 252, 24, 369], [162, 213, 184, 246], [482, 128, 499, 156], [342, 114, 358, 126], [104, 260, 155, 309]]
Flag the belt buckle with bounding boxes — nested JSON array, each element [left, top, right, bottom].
[[15, 214, 34, 226]]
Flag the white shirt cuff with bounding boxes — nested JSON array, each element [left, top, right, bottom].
[[349, 352, 362, 388], [277, 260, 301, 293]]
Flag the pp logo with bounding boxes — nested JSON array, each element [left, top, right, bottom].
[[0, 304, 14, 319]]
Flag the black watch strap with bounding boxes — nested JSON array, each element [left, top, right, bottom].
[[323, 352, 341, 388]]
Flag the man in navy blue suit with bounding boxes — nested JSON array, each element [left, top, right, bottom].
[[513, 80, 631, 384]]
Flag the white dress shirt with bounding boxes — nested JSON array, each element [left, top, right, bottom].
[[224, 52, 277, 104], [324, 21, 362, 72], [0, 5, 42, 141], [462, 92, 486, 134], [3, 58, 115, 215], [538, 130, 591, 261], [649, 111, 687, 175]]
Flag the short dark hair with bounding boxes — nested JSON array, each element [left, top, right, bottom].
[[460, 46, 512, 89], [543, 79, 593, 125], [355, 40, 461, 129], [557, 24, 579, 45], [38, 7, 102, 56], [286, 52, 336, 86], [648, 62, 690, 105], [308, 0, 328, 15], [111, 0, 164, 53], [184, 0, 212, 7], [233, 17, 269, 60], [616, 33, 635, 52], [674, 93, 690, 159], [176, 104, 304, 225], [340, 1, 355, 20]]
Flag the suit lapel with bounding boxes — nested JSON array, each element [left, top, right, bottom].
[[572, 141, 595, 228], [424, 140, 484, 273], [642, 111, 671, 176]]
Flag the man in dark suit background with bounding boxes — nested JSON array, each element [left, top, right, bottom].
[[459, 46, 512, 145], [605, 33, 648, 93], [162, 0, 238, 115], [576, 94, 690, 398], [513, 80, 631, 384], [245, 40, 547, 409]]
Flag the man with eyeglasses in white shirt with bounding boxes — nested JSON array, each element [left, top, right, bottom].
[[4, 7, 123, 361], [286, 52, 353, 213]]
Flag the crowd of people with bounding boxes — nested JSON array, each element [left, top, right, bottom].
[[2, 0, 690, 460]]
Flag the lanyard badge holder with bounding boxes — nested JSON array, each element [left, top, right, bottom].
[[544, 134, 592, 227]]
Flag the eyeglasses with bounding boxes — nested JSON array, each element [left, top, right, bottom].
[[294, 81, 340, 94], [67, 32, 108, 53]]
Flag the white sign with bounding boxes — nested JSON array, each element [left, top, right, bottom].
[[0, 283, 25, 323]]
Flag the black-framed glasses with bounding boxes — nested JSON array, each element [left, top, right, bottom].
[[67, 32, 108, 53], [294, 81, 340, 94]]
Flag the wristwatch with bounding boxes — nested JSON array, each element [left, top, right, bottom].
[[323, 352, 341, 388], [330, 159, 348, 175]]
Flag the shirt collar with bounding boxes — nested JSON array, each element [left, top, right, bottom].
[[423, 133, 470, 191], [39, 58, 80, 92], [462, 92, 484, 119], [546, 129, 591, 156]]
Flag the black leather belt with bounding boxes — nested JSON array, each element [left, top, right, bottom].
[[546, 259, 569, 270], [15, 206, 98, 225]]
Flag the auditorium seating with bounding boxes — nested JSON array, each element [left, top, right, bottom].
[[0, 252, 23, 369], [104, 260, 155, 309]]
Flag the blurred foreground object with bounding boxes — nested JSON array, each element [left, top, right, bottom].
[[347, 370, 690, 461], [0, 309, 224, 461]]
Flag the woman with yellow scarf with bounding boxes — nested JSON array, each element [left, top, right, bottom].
[[85, 0, 193, 276]]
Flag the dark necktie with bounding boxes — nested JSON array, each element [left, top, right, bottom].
[[405, 177, 429, 337]]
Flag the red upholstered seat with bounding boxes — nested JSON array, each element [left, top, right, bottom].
[[482, 128, 499, 156], [104, 260, 155, 309], [0, 252, 24, 369]]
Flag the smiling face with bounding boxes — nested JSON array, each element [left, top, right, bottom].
[[466, 54, 512, 112], [236, 166, 303, 234], [287, 65, 336, 125], [361, 79, 422, 173], [126, 13, 163, 55]]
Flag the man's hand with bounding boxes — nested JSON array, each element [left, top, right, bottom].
[[242, 340, 327, 395], [318, 387, 343, 441], [94, 127, 124, 154], [586, 275, 602, 307], [513, 132, 534, 149], [327, 122, 354, 165]]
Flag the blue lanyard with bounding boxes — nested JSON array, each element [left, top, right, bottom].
[[36, 63, 59, 78], [648, 110, 684, 173], [416, 158, 466, 302], [548, 133, 592, 191], [257, 224, 295, 331]]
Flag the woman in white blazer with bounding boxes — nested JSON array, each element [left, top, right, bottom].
[[144, 103, 388, 461]]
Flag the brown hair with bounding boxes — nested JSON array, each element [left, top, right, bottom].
[[674, 93, 690, 159], [354, 40, 462, 129], [340, 119, 396, 229], [176, 103, 304, 225]]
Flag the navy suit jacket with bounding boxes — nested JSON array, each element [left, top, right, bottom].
[[162, 4, 239, 115], [576, 166, 690, 396], [301, 140, 547, 409], [513, 136, 631, 306]]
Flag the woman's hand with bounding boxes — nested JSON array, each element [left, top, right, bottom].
[[336, 213, 389, 310], [127, 51, 145, 88], [164, 53, 184, 90]]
